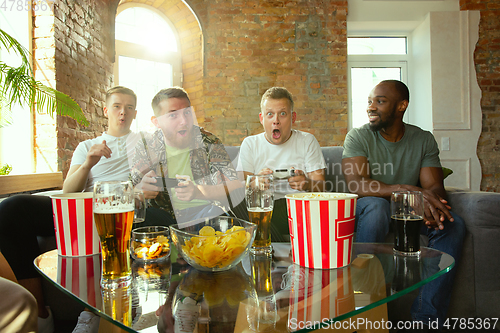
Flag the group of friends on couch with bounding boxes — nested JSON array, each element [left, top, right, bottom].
[[0, 80, 464, 332]]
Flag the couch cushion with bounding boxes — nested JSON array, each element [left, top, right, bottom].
[[321, 146, 347, 193]]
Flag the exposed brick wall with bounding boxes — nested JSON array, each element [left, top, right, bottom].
[[33, 10, 58, 173], [188, 0, 348, 146], [53, 0, 117, 176], [34, 0, 117, 177], [460, 0, 500, 192]]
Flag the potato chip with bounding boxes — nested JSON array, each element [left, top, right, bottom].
[[132, 236, 170, 260], [148, 242, 162, 257], [199, 226, 216, 236]]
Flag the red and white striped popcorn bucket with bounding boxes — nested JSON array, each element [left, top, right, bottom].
[[51, 193, 101, 256], [287, 265, 355, 331], [57, 255, 102, 307], [286, 193, 358, 269]]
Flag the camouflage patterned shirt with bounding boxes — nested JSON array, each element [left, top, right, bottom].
[[129, 126, 237, 218]]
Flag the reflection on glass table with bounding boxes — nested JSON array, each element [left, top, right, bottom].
[[34, 243, 454, 333]]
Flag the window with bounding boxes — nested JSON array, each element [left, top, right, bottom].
[[348, 37, 409, 129], [0, 9, 34, 174], [348, 37, 407, 55], [115, 5, 182, 132]]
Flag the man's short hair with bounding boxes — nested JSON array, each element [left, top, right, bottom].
[[151, 87, 191, 116], [380, 80, 410, 103], [106, 86, 137, 106], [260, 87, 294, 111]]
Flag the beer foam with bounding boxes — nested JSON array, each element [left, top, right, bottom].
[[247, 207, 273, 212], [285, 192, 355, 200], [94, 201, 133, 214]]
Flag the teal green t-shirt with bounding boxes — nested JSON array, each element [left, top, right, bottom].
[[342, 123, 441, 186]]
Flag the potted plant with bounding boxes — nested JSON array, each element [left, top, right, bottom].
[[0, 28, 88, 127]]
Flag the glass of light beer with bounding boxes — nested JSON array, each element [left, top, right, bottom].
[[391, 191, 424, 256], [246, 175, 274, 254], [93, 181, 135, 289], [250, 253, 278, 328]]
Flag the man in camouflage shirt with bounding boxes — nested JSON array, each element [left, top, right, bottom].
[[129, 87, 242, 225]]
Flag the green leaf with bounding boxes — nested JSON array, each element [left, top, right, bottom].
[[0, 28, 89, 127], [0, 163, 12, 175], [442, 167, 453, 179]]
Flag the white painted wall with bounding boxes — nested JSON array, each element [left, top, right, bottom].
[[347, 0, 459, 33], [409, 15, 433, 132], [430, 11, 482, 191]]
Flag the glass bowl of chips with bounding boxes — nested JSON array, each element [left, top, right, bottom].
[[170, 216, 257, 272], [131, 226, 171, 261]]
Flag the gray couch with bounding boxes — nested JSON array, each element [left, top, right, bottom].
[[225, 145, 500, 324]]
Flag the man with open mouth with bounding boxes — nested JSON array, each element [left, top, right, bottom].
[[129, 87, 243, 225], [236, 86, 326, 242]]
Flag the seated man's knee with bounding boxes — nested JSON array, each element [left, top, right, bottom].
[[357, 197, 390, 218], [355, 197, 390, 242]]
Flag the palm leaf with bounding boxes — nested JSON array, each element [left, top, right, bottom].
[[0, 28, 89, 127], [0, 27, 30, 68], [0, 94, 12, 127]]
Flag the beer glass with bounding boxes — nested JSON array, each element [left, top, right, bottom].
[[245, 175, 274, 255], [250, 253, 278, 329], [101, 285, 132, 326], [133, 190, 146, 224], [93, 181, 135, 289], [391, 191, 424, 256]]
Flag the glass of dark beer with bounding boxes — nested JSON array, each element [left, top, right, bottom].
[[391, 191, 424, 256]]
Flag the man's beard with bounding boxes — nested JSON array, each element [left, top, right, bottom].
[[369, 107, 397, 132]]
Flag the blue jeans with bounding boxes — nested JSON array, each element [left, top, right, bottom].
[[355, 196, 466, 328]]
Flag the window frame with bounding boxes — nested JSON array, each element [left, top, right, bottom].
[[113, 3, 182, 87], [347, 34, 411, 130], [0, 9, 36, 174]]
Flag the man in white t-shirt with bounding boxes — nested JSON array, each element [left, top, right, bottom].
[[63, 86, 140, 192], [0, 86, 140, 333], [237, 87, 326, 240]]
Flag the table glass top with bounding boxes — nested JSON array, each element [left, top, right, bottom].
[[34, 243, 454, 332]]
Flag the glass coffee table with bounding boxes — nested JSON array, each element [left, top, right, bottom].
[[34, 243, 454, 332]]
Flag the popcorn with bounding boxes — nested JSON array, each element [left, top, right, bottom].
[[287, 192, 352, 200]]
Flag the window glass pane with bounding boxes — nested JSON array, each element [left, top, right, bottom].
[[118, 56, 173, 132], [350, 67, 401, 129], [116, 7, 177, 53], [348, 37, 406, 55], [0, 10, 33, 174]]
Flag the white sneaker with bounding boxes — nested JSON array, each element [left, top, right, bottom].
[[38, 306, 54, 333], [173, 297, 200, 333], [72, 311, 100, 333]]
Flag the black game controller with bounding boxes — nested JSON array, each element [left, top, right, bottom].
[[154, 177, 180, 190]]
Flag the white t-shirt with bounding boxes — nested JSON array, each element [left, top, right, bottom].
[[237, 130, 326, 198], [70, 132, 141, 192]]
